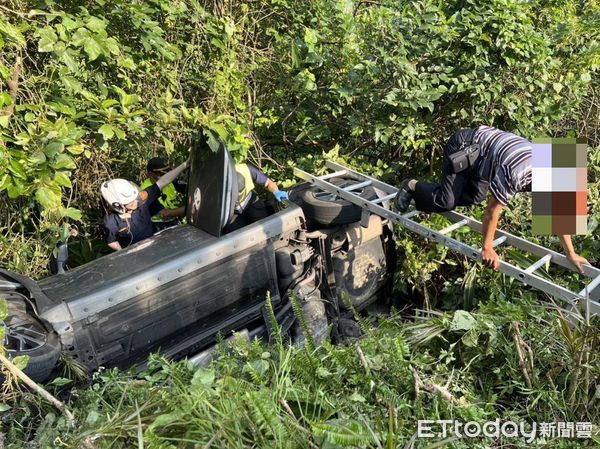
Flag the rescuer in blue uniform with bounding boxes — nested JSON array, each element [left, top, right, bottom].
[[101, 160, 188, 251]]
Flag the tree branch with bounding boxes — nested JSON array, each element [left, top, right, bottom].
[[0, 353, 76, 426]]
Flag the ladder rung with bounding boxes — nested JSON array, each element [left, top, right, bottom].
[[372, 193, 397, 204], [343, 180, 372, 192], [439, 219, 469, 235], [402, 210, 420, 219], [580, 274, 600, 297], [524, 254, 552, 274], [492, 236, 508, 248], [320, 170, 348, 180]]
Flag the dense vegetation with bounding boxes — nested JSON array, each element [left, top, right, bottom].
[[1, 0, 599, 447]]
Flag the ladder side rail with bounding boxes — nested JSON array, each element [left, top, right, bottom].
[[441, 211, 600, 279], [294, 167, 587, 306], [325, 161, 399, 195], [324, 161, 597, 278]]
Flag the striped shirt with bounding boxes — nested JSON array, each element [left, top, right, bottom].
[[474, 126, 532, 205]]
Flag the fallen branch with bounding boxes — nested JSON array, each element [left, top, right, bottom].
[[511, 322, 533, 389], [0, 353, 75, 426], [409, 366, 466, 406], [356, 344, 370, 375], [0, 55, 21, 118], [0, 55, 21, 148]]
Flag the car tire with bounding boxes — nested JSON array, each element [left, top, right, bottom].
[[299, 177, 378, 226], [3, 295, 60, 382]]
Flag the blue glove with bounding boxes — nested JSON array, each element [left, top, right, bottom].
[[273, 190, 289, 202]]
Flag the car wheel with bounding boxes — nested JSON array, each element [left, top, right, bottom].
[[299, 177, 378, 226], [2, 294, 60, 382]]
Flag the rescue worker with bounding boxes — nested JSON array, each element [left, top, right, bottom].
[[102, 160, 188, 251], [140, 157, 187, 231], [226, 163, 288, 232], [395, 125, 590, 273]]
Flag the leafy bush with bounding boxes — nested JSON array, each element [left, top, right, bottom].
[[0, 0, 598, 276]]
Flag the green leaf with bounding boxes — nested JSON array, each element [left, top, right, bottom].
[[36, 185, 61, 209], [162, 136, 175, 154], [85, 410, 100, 425], [0, 18, 26, 48], [48, 377, 73, 387], [45, 142, 65, 157], [349, 392, 366, 402], [0, 173, 10, 191], [0, 92, 11, 108], [52, 153, 76, 170], [9, 159, 26, 178], [205, 130, 220, 152], [113, 127, 126, 139], [101, 99, 119, 108], [84, 37, 103, 61], [121, 93, 139, 107], [0, 63, 10, 80], [86, 17, 107, 34], [118, 57, 136, 69], [60, 207, 82, 221], [98, 124, 115, 140], [62, 16, 79, 31], [450, 310, 477, 332], [37, 26, 58, 53], [7, 182, 24, 198], [29, 151, 47, 164], [66, 143, 84, 155], [148, 410, 184, 432], [0, 404, 11, 413], [58, 48, 78, 72], [461, 329, 479, 347], [0, 298, 7, 321], [105, 37, 120, 55], [12, 355, 29, 370], [191, 368, 215, 389], [54, 171, 72, 188]]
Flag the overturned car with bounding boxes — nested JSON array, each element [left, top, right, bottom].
[[1, 138, 396, 382]]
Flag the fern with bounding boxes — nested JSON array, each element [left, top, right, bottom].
[[312, 419, 375, 447], [339, 291, 372, 335], [264, 291, 284, 349], [290, 291, 316, 352], [245, 390, 288, 445]]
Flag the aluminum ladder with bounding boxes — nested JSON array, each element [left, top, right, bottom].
[[294, 161, 600, 316]]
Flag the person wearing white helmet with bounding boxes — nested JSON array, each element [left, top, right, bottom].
[[101, 160, 188, 251]]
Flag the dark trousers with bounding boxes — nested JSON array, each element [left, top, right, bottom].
[[412, 129, 489, 213]]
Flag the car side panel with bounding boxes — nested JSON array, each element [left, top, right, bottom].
[[74, 244, 279, 370]]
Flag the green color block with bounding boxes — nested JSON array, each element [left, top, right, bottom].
[[532, 215, 552, 235], [552, 144, 577, 167]]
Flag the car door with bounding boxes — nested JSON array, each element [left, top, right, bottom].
[[186, 132, 237, 236]]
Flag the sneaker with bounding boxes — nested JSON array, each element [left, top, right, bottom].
[[394, 179, 413, 212]]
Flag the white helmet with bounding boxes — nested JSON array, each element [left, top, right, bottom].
[[101, 179, 139, 212]]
